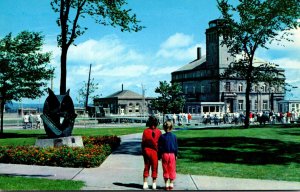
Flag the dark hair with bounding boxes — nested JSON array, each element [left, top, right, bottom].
[[146, 115, 159, 127]]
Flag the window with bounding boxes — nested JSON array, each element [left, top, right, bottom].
[[263, 100, 268, 110], [225, 82, 231, 92], [238, 100, 244, 110], [238, 83, 243, 92], [254, 85, 258, 92], [201, 85, 205, 93], [203, 106, 209, 113]]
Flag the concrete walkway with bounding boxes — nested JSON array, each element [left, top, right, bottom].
[[1, 133, 300, 190]]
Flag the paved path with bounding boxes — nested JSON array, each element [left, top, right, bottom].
[[1, 133, 300, 190]]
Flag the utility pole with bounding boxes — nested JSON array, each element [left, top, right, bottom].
[[85, 64, 92, 111], [141, 84, 146, 123]]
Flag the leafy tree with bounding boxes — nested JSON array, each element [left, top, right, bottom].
[[77, 78, 100, 107], [151, 81, 186, 122], [50, 0, 144, 95], [217, 0, 300, 128], [0, 31, 54, 135]]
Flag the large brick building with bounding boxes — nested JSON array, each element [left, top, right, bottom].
[[171, 19, 285, 114]]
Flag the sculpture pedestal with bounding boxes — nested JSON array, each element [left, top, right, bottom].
[[35, 136, 84, 148]]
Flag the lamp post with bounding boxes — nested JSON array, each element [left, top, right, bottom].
[[257, 90, 259, 113], [141, 84, 146, 123]]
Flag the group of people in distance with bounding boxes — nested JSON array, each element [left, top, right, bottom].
[[141, 115, 178, 190], [23, 112, 42, 129]]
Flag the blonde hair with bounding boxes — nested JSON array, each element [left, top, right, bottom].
[[163, 121, 173, 132]]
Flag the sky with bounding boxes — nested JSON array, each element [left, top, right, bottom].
[[0, 0, 300, 105]]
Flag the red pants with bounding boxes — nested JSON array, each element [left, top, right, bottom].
[[162, 153, 176, 180], [143, 148, 158, 179]]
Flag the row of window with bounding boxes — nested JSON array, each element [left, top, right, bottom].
[[182, 83, 281, 95], [225, 82, 282, 93], [238, 100, 269, 111], [128, 102, 147, 106]]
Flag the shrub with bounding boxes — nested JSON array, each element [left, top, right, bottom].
[[0, 135, 120, 168]]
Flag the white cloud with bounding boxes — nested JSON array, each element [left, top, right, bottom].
[[268, 28, 300, 50], [157, 44, 202, 61], [68, 36, 144, 66], [160, 33, 194, 49], [149, 66, 181, 75], [93, 64, 149, 77], [270, 58, 300, 69], [157, 33, 205, 61]]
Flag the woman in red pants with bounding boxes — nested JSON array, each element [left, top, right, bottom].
[[141, 115, 162, 190]]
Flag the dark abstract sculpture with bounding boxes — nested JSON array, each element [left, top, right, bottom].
[[41, 88, 77, 138]]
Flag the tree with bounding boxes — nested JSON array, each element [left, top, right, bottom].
[[77, 78, 100, 107], [217, 0, 300, 128], [0, 31, 54, 135], [151, 81, 186, 122], [50, 0, 144, 95]]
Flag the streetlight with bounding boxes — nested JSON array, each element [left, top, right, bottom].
[[141, 84, 146, 123]]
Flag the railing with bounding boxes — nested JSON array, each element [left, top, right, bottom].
[[0, 114, 149, 129]]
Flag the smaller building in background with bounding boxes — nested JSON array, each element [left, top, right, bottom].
[[278, 100, 300, 114], [94, 85, 155, 116]]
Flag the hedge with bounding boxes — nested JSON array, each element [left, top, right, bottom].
[[0, 136, 121, 168]]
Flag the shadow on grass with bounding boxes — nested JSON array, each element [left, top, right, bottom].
[[0, 173, 54, 178], [0, 133, 46, 139], [178, 136, 300, 165], [275, 128, 300, 136]]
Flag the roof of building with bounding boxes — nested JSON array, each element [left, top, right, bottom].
[[172, 54, 284, 73], [105, 90, 143, 99], [173, 56, 206, 72]]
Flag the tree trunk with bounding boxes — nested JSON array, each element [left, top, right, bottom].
[[0, 100, 5, 136], [244, 78, 251, 128], [60, 48, 67, 95]]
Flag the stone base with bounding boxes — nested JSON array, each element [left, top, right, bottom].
[[35, 136, 84, 148]]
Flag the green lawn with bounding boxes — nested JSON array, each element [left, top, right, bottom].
[[0, 175, 85, 190], [175, 127, 300, 182], [0, 127, 144, 146]]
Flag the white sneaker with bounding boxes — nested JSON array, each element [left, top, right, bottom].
[[152, 182, 156, 190], [169, 183, 174, 190], [143, 182, 149, 189], [165, 181, 170, 190]]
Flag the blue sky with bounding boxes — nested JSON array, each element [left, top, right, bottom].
[[1, 0, 300, 104]]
